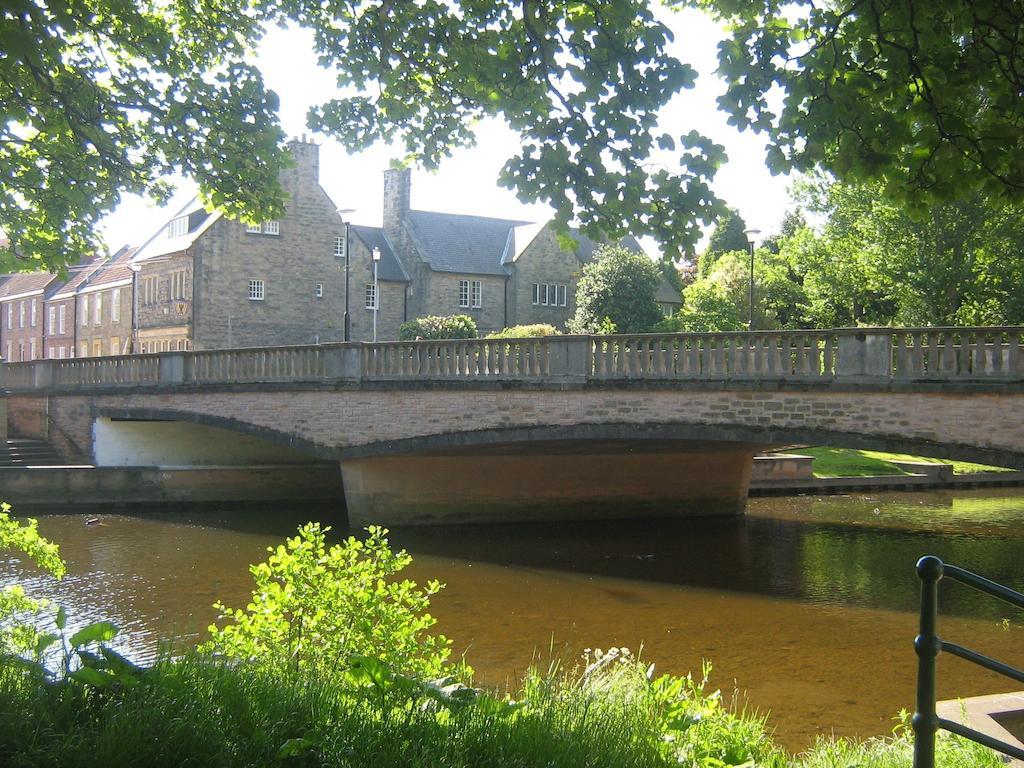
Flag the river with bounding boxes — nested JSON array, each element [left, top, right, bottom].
[[3, 489, 1024, 752]]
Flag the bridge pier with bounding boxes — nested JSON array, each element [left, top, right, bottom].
[[339, 440, 766, 526]]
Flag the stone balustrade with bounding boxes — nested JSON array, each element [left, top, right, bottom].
[[1, 327, 1022, 392]]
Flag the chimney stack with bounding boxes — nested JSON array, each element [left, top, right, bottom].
[[382, 167, 411, 235]]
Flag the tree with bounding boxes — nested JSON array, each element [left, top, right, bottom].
[[705, 208, 749, 259], [5, 0, 728, 272], [568, 245, 663, 334], [694, 0, 1024, 208]]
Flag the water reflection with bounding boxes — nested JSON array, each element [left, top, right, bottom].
[[2, 489, 1024, 750]]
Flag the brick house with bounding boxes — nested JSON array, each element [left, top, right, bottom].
[[75, 246, 136, 356], [131, 137, 409, 350], [43, 255, 105, 359], [0, 273, 58, 362]]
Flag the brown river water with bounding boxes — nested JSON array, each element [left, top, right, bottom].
[[3, 489, 1024, 752]]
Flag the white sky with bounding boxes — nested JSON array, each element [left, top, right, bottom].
[[99, 6, 792, 258]]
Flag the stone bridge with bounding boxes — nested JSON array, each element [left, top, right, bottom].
[[3, 327, 1023, 525]]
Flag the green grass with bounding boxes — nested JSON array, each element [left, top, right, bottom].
[[0, 654, 1004, 768], [799, 447, 1013, 477]]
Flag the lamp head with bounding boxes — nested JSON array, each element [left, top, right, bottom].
[[372, 247, 382, 262], [743, 228, 761, 245]]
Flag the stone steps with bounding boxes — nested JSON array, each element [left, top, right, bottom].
[[0, 439, 66, 467]]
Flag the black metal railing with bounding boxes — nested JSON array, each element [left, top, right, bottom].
[[913, 555, 1024, 767]]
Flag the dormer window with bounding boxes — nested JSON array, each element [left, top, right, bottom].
[[167, 216, 189, 238]]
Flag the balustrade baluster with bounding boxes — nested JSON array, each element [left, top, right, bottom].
[[1008, 333, 1021, 377]]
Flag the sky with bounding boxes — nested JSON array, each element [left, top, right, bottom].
[[98, 5, 793, 259]]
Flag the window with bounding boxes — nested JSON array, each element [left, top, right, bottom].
[[80, 296, 89, 325], [248, 279, 265, 301], [557, 284, 567, 307], [4, 341, 10, 361], [246, 221, 279, 235], [458, 280, 469, 308], [30, 299, 36, 327], [532, 283, 540, 305], [18, 343, 24, 361], [58, 346, 65, 359], [80, 341, 88, 357], [5, 305, 10, 330], [143, 276, 158, 305], [47, 306, 55, 335], [471, 280, 482, 309], [92, 339, 102, 357], [111, 337, 120, 355], [365, 283, 377, 310], [58, 304, 66, 334], [333, 236, 345, 259], [167, 216, 188, 238], [169, 272, 185, 300], [29, 339, 36, 360], [112, 288, 121, 321], [541, 284, 549, 306], [48, 346, 54, 359], [315, 282, 324, 298], [94, 292, 102, 324], [19, 300, 25, 328], [533, 283, 566, 307]]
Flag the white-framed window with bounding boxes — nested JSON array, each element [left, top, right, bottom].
[[80, 341, 88, 357], [458, 280, 469, 308], [112, 288, 121, 321], [111, 337, 120, 355], [471, 280, 482, 308], [365, 283, 377, 310], [48, 346, 54, 359], [4, 341, 10, 361], [170, 272, 185, 300], [315, 282, 324, 298], [532, 283, 540, 305], [80, 296, 89, 325], [333, 236, 345, 259], [94, 292, 102, 324], [248, 279, 265, 301], [167, 216, 188, 238], [47, 306, 55, 335], [58, 346, 65, 359], [5, 305, 10, 330], [58, 304, 66, 334], [246, 221, 280, 235], [92, 339, 102, 357], [19, 300, 25, 328], [557, 284, 567, 307], [29, 339, 36, 360], [30, 299, 37, 327], [533, 283, 567, 307], [18, 342, 24, 361]]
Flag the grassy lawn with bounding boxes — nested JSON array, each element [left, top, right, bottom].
[[798, 447, 1013, 478]]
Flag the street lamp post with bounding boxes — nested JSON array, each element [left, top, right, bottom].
[[372, 246, 381, 342], [743, 228, 761, 331], [336, 208, 356, 341]]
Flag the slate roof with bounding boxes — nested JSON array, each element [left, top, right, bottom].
[[0, 271, 58, 300], [350, 225, 409, 283], [88, 245, 138, 288], [406, 210, 528, 276], [655, 280, 682, 305], [508, 222, 643, 265], [46, 257, 105, 299]]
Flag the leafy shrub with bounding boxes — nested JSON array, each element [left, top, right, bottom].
[[485, 324, 560, 339], [204, 524, 452, 679], [399, 315, 477, 340]]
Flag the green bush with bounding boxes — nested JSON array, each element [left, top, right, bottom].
[[399, 315, 477, 340], [485, 324, 561, 339], [203, 524, 452, 679]]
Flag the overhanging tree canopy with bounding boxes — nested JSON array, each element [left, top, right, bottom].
[[2, 0, 726, 271]]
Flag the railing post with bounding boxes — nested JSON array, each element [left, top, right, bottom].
[[324, 343, 364, 382], [549, 336, 589, 383], [32, 360, 54, 389], [835, 330, 893, 382], [158, 352, 185, 385], [913, 555, 943, 768], [0, 357, 6, 442]]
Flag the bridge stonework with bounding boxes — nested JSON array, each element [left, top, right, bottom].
[[4, 328, 1024, 524]]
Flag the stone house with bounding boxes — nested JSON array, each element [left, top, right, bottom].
[[130, 137, 408, 350], [0, 272, 58, 362], [43, 255, 105, 359], [75, 246, 136, 356], [380, 171, 681, 334]]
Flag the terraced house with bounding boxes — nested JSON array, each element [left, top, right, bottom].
[[0, 272, 57, 362], [76, 246, 136, 357]]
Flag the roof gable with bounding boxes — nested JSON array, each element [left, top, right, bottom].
[[406, 210, 528, 276]]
